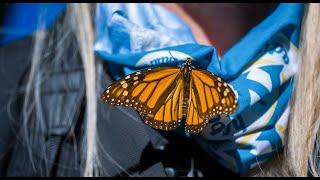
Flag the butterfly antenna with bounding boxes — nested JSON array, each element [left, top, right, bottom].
[[168, 50, 176, 60], [168, 50, 192, 65], [168, 51, 178, 66]]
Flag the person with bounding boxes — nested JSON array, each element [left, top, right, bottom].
[[0, 3, 318, 177]]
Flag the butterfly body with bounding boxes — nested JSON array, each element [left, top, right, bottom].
[[181, 58, 192, 119], [101, 58, 238, 133]]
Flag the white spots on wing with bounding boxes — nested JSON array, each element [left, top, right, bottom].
[[136, 71, 141, 75], [122, 83, 128, 88], [133, 81, 139, 85], [223, 90, 228, 96], [123, 90, 128, 96], [120, 81, 125, 85], [125, 75, 130, 79], [133, 76, 139, 80]]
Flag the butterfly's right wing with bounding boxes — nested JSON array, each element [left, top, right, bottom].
[[101, 67, 184, 131]]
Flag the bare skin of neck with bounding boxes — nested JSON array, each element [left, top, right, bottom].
[[160, 3, 276, 56]]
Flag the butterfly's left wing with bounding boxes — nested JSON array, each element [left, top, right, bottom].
[[185, 85, 208, 133], [185, 68, 238, 133], [101, 67, 184, 131], [191, 68, 238, 118]]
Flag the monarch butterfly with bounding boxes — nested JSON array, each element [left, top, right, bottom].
[[101, 58, 238, 133]]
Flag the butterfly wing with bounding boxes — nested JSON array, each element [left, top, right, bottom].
[[185, 68, 238, 133], [101, 67, 184, 131], [191, 68, 238, 117], [185, 84, 208, 133]]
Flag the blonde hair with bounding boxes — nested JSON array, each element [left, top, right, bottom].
[[69, 4, 98, 177], [20, 3, 100, 176], [251, 3, 320, 177], [288, 3, 320, 177], [19, 3, 320, 177]]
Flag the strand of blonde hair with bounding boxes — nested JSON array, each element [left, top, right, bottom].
[[288, 3, 320, 177], [70, 3, 98, 177]]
